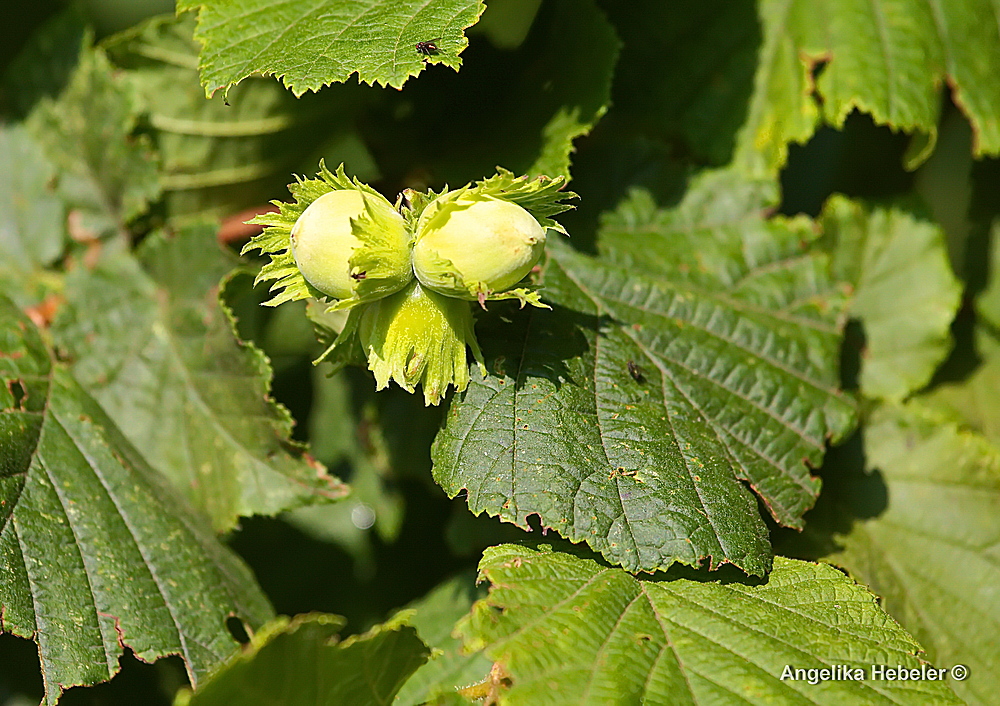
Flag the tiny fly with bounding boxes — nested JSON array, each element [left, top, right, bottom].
[[416, 39, 441, 57], [350, 271, 367, 281], [627, 360, 645, 383]]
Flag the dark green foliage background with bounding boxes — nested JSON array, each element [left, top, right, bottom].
[[3, 0, 999, 704]]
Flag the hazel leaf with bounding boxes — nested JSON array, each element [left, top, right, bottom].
[[51, 225, 347, 532], [394, 572, 491, 706], [820, 196, 961, 402], [0, 294, 274, 705], [179, 0, 486, 96], [737, 0, 1000, 175], [25, 43, 160, 238], [176, 612, 430, 706], [433, 169, 857, 575], [788, 400, 1000, 706], [103, 12, 374, 225], [522, 0, 620, 180], [454, 545, 962, 705]]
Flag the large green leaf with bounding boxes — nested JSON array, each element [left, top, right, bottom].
[[26, 44, 160, 238], [454, 545, 961, 704], [0, 295, 273, 706], [176, 613, 430, 706], [601, 0, 759, 167], [0, 124, 65, 304], [522, 0, 620, 180], [737, 0, 1000, 175], [789, 401, 1000, 706], [434, 169, 856, 576], [104, 13, 377, 224], [821, 196, 962, 401], [51, 226, 346, 532], [179, 0, 486, 96], [394, 572, 491, 705]]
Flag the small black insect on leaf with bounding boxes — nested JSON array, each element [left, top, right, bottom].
[[627, 360, 644, 383], [416, 39, 441, 57], [351, 271, 367, 281]]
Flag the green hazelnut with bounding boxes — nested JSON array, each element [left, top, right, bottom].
[[290, 188, 411, 302], [412, 192, 546, 300]]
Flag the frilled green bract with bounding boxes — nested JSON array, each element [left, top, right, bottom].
[[242, 162, 413, 310], [410, 169, 576, 308], [356, 280, 485, 406]]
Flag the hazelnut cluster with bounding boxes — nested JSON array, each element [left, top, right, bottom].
[[244, 164, 574, 405]]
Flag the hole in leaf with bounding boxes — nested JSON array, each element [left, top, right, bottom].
[[226, 615, 251, 645], [810, 58, 830, 94], [525, 512, 545, 533], [7, 379, 27, 409]]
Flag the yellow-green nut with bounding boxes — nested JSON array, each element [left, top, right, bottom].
[[412, 192, 546, 300], [290, 189, 410, 301]]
